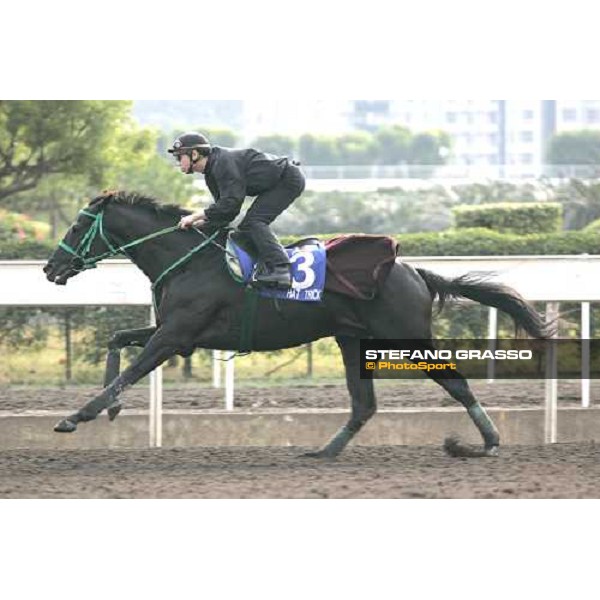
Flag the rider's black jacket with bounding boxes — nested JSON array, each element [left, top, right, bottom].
[[202, 146, 290, 225]]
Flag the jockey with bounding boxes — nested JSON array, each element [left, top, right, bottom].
[[169, 131, 305, 290]]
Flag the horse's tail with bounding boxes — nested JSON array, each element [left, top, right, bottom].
[[415, 268, 555, 339]]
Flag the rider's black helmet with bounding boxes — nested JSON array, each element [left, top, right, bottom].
[[167, 132, 212, 156]]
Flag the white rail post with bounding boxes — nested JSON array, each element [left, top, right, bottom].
[[225, 351, 235, 411], [213, 350, 222, 388], [544, 302, 559, 444], [149, 305, 163, 448], [581, 302, 591, 408], [487, 307, 498, 383]]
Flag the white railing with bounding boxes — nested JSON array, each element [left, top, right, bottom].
[[1, 255, 599, 446]]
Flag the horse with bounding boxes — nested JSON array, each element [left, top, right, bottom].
[[43, 190, 553, 458]]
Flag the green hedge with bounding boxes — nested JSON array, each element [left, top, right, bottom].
[[452, 202, 562, 234], [393, 228, 599, 256], [584, 218, 600, 231], [282, 228, 600, 256], [2, 228, 599, 260]]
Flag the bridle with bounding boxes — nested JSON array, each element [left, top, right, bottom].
[[58, 209, 183, 272], [57, 207, 223, 309]]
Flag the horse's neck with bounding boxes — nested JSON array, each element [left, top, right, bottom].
[[107, 210, 195, 283]]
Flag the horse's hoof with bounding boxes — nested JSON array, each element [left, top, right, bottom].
[[301, 451, 322, 458], [54, 419, 77, 433], [444, 436, 498, 458], [443, 436, 464, 457], [300, 450, 337, 460], [107, 400, 123, 422]]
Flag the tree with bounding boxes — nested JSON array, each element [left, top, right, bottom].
[[2, 172, 101, 239], [554, 179, 600, 230], [584, 217, 600, 231], [249, 134, 297, 156], [298, 134, 339, 165], [409, 131, 450, 165], [103, 127, 196, 208], [336, 132, 376, 165], [374, 125, 411, 164], [296, 126, 452, 166], [6, 126, 190, 236], [0, 307, 49, 350], [107, 154, 197, 208], [0, 101, 133, 203], [546, 130, 600, 165], [273, 187, 455, 235], [0, 208, 49, 242]]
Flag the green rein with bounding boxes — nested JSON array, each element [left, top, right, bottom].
[[59, 209, 220, 307]]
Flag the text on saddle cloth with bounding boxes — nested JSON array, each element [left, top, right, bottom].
[[226, 236, 326, 302]]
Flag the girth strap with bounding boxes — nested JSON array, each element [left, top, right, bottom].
[[239, 286, 259, 354]]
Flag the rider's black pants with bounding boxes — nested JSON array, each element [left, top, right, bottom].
[[238, 163, 305, 268]]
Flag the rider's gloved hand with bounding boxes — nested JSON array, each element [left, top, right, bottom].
[[179, 211, 206, 229]]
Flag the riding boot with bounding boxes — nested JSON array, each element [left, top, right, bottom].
[[252, 262, 292, 290], [244, 222, 292, 290]]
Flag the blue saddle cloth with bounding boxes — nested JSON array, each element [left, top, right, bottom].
[[225, 234, 326, 302]]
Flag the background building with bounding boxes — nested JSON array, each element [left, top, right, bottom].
[[352, 100, 600, 176], [134, 99, 600, 177]]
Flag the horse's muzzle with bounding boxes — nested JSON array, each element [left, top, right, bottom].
[[43, 261, 72, 285]]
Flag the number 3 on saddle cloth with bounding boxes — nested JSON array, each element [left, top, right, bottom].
[[225, 231, 399, 302], [225, 232, 326, 301]]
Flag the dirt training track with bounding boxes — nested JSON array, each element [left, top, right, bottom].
[[0, 380, 599, 498], [1, 379, 596, 413], [1, 443, 600, 498]]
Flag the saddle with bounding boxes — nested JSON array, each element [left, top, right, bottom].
[[225, 231, 326, 301], [324, 234, 399, 300], [225, 231, 398, 301]]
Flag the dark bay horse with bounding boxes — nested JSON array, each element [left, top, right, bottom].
[[43, 191, 552, 458]]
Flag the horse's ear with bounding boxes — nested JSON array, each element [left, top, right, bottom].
[[102, 189, 120, 201], [94, 189, 122, 205], [88, 190, 114, 210]]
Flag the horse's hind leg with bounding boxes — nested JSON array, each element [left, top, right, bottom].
[[359, 265, 498, 457], [424, 364, 500, 457], [305, 335, 376, 458], [103, 327, 157, 421]]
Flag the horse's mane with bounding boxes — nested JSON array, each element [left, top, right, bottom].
[[92, 190, 190, 218]]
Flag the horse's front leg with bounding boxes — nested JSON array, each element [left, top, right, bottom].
[[54, 325, 183, 433], [104, 326, 157, 386], [103, 326, 157, 421]]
